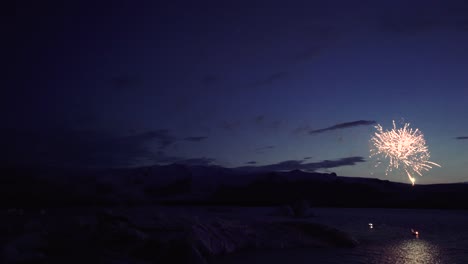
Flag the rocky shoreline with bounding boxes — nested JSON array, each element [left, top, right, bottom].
[[1, 207, 358, 263]]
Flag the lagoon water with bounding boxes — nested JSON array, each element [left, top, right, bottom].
[[216, 208, 468, 264]]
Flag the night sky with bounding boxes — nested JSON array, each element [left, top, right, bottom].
[[6, 0, 468, 184]]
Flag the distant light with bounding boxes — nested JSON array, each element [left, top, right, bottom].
[[411, 228, 419, 237], [369, 223, 373, 229]]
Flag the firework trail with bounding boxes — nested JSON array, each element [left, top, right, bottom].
[[370, 120, 441, 185]]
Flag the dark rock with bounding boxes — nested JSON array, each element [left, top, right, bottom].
[[279, 221, 359, 247], [270, 205, 295, 217], [131, 238, 207, 264], [291, 200, 315, 218], [2, 232, 47, 264]]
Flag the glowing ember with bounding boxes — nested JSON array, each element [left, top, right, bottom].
[[370, 120, 441, 185]]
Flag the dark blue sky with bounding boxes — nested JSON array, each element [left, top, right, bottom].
[[6, 0, 468, 183]]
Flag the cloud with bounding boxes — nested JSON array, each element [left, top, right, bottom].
[[122, 129, 177, 150], [219, 120, 241, 131], [293, 124, 312, 135], [289, 23, 339, 63], [152, 152, 217, 166], [303, 157, 312, 160], [1, 129, 162, 168], [1, 128, 211, 168], [253, 71, 289, 87], [255, 115, 265, 124], [253, 115, 282, 132], [174, 157, 215, 166], [455, 136, 468, 140], [152, 151, 181, 164], [237, 156, 366, 172], [124, 131, 207, 148], [245, 161, 257, 165], [184, 136, 208, 142], [255, 145, 275, 154], [309, 120, 376, 134]]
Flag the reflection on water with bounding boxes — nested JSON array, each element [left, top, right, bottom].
[[381, 238, 441, 264], [213, 208, 468, 264]]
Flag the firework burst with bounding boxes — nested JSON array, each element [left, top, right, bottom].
[[370, 120, 441, 185]]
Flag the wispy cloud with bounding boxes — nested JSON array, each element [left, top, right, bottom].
[[237, 156, 366, 172], [2, 129, 160, 168], [253, 115, 282, 133], [125, 131, 208, 148], [255, 145, 275, 154], [293, 124, 312, 135], [309, 120, 376, 134], [455, 136, 468, 140], [245, 161, 257, 165], [253, 71, 289, 87], [219, 120, 241, 131], [184, 136, 208, 142], [291, 23, 339, 63], [2, 128, 210, 168], [255, 115, 266, 124], [175, 157, 215, 166], [122, 130, 176, 150]]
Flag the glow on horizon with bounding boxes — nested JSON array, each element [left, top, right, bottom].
[[370, 120, 441, 185]]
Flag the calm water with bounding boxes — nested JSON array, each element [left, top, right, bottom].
[[215, 208, 468, 264]]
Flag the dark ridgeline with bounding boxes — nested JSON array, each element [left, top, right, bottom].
[[210, 172, 468, 209], [1, 164, 467, 209]]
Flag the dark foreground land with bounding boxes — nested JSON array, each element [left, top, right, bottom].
[[2, 206, 468, 264], [1, 205, 359, 263], [1, 164, 467, 209], [1, 165, 467, 263]]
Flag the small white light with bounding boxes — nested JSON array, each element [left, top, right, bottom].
[[369, 223, 373, 229]]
